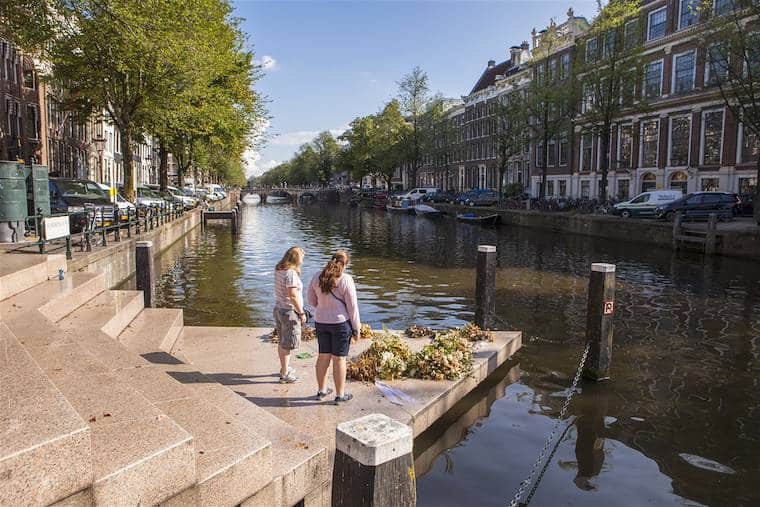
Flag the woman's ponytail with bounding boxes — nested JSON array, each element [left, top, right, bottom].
[[318, 250, 350, 293]]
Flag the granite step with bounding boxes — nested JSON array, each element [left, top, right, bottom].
[[58, 289, 144, 339], [147, 361, 329, 507], [0, 323, 93, 506], [0, 271, 106, 325], [113, 361, 274, 505], [20, 333, 196, 505], [0, 253, 53, 301], [118, 308, 184, 358]]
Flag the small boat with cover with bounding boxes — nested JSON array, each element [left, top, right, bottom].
[[456, 212, 501, 225]]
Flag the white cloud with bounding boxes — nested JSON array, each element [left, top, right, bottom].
[[270, 125, 349, 147], [256, 55, 278, 71], [243, 148, 281, 178]]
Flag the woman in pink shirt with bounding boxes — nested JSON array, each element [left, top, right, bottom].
[[307, 250, 361, 404]]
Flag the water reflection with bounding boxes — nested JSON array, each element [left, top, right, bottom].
[[153, 203, 760, 506]]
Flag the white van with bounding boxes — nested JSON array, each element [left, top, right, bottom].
[[397, 187, 438, 202], [613, 190, 683, 218]]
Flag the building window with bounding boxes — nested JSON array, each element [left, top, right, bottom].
[[559, 132, 568, 166], [602, 31, 616, 58], [581, 180, 591, 198], [673, 51, 695, 94], [581, 133, 593, 171], [741, 125, 759, 163], [618, 124, 633, 169], [625, 19, 640, 48], [714, 0, 735, 16], [547, 180, 554, 196], [670, 171, 689, 192], [706, 43, 729, 86], [702, 110, 724, 165], [648, 8, 668, 41], [583, 82, 595, 112], [559, 179, 567, 197], [22, 64, 35, 89], [536, 142, 544, 167], [560, 53, 571, 80], [641, 120, 659, 167], [26, 104, 38, 140], [644, 60, 663, 98], [617, 179, 630, 200], [548, 58, 557, 81], [586, 38, 598, 63], [547, 138, 557, 167], [679, 0, 700, 30], [738, 177, 757, 193], [701, 177, 720, 191], [669, 116, 691, 166], [642, 172, 657, 192]]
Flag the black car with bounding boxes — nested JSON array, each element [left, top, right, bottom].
[[738, 193, 755, 217], [421, 191, 456, 203], [654, 192, 740, 221], [49, 178, 113, 233]]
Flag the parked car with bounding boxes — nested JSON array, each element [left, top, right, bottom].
[[207, 184, 227, 199], [131, 186, 166, 209], [95, 183, 136, 220], [738, 193, 755, 217], [613, 190, 683, 219], [49, 178, 113, 233], [452, 190, 480, 205], [655, 192, 741, 221], [167, 186, 198, 209], [421, 191, 456, 203], [397, 187, 438, 202], [147, 184, 183, 211], [464, 189, 499, 207]]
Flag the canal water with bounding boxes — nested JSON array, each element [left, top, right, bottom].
[[153, 202, 760, 507]]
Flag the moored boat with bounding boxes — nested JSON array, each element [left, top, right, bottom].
[[413, 204, 443, 216], [456, 212, 501, 225]]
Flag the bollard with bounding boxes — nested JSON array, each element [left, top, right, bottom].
[[231, 210, 238, 234], [332, 413, 415, 507], [705, 213, 717, 255], [672, 211, 682, 250], [114, 208, 121, 242], [583, 263, 616, 381], [475, 245, 497, 330], [135, 240, 155, 308]]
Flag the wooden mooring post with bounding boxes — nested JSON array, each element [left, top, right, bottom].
[[135, 240, 155, 308], [475, 245, 496, 330], [332, 413, 415, 507], [583, 263, 616, 381]]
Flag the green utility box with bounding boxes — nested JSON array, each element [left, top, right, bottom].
[[0, 161, 27, 243], [27, 164, 51, 217]]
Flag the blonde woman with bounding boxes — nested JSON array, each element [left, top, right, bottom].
[[306, 250, 361, 403], [273, 246, 306, 383]]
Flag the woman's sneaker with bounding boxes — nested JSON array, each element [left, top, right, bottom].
[[279, 367, 295, 379], [316, 387, 334, 399], [279, 371, 299, 384], [334, 393, 353, 404]]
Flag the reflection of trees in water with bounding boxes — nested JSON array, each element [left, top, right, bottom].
[[153, 204, 760, 506]]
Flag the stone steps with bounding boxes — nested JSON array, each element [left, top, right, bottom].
[[58, 289, 145, 339], [0, 253, 65, 301], [118, 307, 184, 358], [0, 271, 106, 325], [0, 323, 92, 506]]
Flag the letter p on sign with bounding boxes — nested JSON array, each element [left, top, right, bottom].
[[603, 301, 615, 315]]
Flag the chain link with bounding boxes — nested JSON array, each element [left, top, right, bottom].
[[508, 342, 591, 507]]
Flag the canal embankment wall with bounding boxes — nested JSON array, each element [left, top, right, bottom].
[[432, 203, 760, 260], [69, 192, 239, 288]]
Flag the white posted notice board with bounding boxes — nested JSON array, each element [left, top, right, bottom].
[[43, 216, 70, 240]]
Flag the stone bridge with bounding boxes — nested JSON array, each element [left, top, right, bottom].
[[242, 187, 345, 203]]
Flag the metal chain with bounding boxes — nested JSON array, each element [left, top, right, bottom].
[[508, 342, 590, 507]]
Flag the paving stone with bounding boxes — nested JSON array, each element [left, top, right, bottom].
[[58, 290, 144, 339], [118, 308, 184, 355]]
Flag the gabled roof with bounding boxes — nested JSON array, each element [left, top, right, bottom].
[[469, 59, 514, 95]]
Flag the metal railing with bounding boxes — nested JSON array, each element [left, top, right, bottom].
[[24, 202, 189, 260]]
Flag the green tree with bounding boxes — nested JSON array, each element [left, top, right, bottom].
[[340, 115, 377, 183], [576, 0, 645, 202], [373, 100, 409, 189], [524, 22, 580, 199], [312, 131, 340, 186], [493, 87, 530, 197], [703, 0, 760, 225], [397, 66, 430, 189]]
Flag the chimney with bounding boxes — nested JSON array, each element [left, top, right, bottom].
[[487, 59, 496, 68], [509, 46, 522, 66]]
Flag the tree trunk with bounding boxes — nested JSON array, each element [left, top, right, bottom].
[[599, 125, 610, 203], [754, 155, 760, 226], [159, 138, 168, 192], [121, 124, 135, 202], [498, 165, 506, 198], [540, 132, 549, 199]]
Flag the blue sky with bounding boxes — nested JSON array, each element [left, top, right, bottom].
[[235, 0, 599, 177]]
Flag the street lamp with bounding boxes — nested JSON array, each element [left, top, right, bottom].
[[93, 133, 106, 183]]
